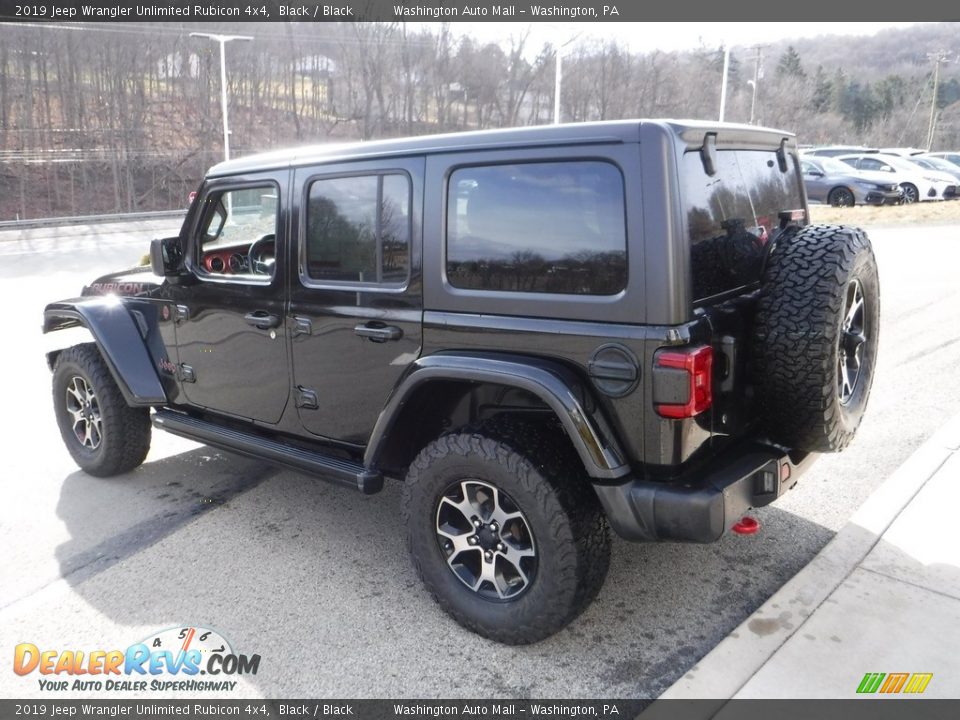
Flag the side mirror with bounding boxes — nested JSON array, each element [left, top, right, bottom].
[[150, 236, 181, 277]]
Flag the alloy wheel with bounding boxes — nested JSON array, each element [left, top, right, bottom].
[[65, 376, 102, 450], [435, 479, 537, 600], [838, 279, 867, 405]]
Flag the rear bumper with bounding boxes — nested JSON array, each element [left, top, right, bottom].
[[592, 442, 818, 543]]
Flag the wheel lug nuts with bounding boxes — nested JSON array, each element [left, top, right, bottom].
[[468, 536, 478, 545], [484, 551, 493, 562], [497, 542, 506, 552], [473, 518, 482, 528], [490, 521, 499, 532]]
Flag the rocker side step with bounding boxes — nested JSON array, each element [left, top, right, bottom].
[[153, 409, 383, 494]]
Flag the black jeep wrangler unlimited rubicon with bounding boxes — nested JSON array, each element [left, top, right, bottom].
[[44, 120, 879, 643]]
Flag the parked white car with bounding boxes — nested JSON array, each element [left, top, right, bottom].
[[911, 155, 960, 186], [837, 153, 958, 203]]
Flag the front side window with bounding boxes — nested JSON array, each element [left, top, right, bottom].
[[304, 173, 411, 285], [196, 185, 278, 280], [446, 161, 627, 296]]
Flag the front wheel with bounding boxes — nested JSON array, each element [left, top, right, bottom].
[[52, 343, 151, 477], [401, 419, 610, 644], [828, 187, 856, 207], [900, 183, 919, 204]]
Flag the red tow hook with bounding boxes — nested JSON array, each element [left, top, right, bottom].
[[732, 516, 760, 535]]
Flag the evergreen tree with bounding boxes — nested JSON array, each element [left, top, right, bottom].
[[832, 68, 849, 115], [812, 65, 833, 113], [845, 82, 879, 132], [875, 75, 906, 118], [776, 46, 805, 78]]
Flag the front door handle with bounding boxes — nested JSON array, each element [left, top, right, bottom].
[[354, 323, 403, 342], [244, 310, 281, 330]]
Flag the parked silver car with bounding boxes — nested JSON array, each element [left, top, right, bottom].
[[801, 156, 903, 206], [802, 145, 878, 158]]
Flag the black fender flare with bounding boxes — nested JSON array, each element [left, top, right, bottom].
[[43, 297, 167, 406], [365, 352, 630, 480]]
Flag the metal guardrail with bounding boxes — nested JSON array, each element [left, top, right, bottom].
[[0, 209, 186, 231]]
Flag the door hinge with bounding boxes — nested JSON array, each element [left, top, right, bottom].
[[291, 316, 313, 337], [179, 364, 196, 383], [296, 386, 319, 410]]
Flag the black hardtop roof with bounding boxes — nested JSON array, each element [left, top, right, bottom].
[[207, 119, 795, 177]]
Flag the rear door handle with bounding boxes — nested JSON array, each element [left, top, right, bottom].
[[354, 323, 403, 342], [244, 311, 281, 330]]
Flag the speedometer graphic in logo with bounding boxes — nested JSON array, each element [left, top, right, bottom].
[[140, 626, 234, 672]]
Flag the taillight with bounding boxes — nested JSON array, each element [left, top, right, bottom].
[[188, 191, 197, 204], [654, 345, 713, 419]]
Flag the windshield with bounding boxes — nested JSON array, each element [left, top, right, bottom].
[[912, 157, 956, 173], [881, 156, 922, 172]]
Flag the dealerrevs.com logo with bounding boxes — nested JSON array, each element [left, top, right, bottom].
[[13, 626, 260, 693]]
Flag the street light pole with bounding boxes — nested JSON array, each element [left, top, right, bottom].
[[718, 47, 730, 122], [190, 33, 253, 162], [554, 49, 562, 125], [553, 33, 582, 125], [749, 45, 765, 125]]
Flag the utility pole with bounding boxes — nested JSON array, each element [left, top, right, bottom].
[[925, 51, 952, 151], [190, 33, 253, 162]]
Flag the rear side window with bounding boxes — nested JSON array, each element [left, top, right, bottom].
[[682, 150, 803, 302], [446, 161, 627, 295], [304, 173, 410, 285]]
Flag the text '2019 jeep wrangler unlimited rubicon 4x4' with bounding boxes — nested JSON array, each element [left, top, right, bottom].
[[45, 121, 879, 644]]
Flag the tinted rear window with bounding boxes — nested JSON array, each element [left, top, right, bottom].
[[682, 150, 802, 302], [446, 161, 627, 295]]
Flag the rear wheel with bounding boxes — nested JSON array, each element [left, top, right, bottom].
[[401, 418, 610, 644], [828, 187, 855, 207], [753, 225, 880, 453], [52, 343, 151, 477]]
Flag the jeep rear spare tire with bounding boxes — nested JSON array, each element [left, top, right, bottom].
[[753, 225, 880, 453]]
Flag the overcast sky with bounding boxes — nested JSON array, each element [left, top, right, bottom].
[[434, 21, 927, 54]]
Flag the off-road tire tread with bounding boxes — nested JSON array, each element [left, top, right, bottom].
[[53, 342, 151, 477], [401, 416, 610, 644], [752, 225, 878, 452]]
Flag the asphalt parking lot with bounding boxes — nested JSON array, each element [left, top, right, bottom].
[[2, 218, 959, 699]]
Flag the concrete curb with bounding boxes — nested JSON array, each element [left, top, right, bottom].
[[657, 411, 960, 701]]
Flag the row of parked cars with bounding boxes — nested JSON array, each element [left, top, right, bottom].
[[800, 146, 960, 206]]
